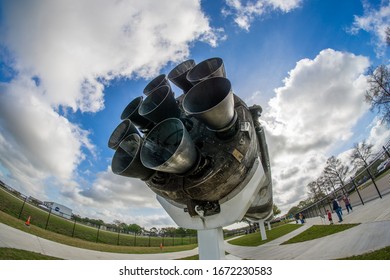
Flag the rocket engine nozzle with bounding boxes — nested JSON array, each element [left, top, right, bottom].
[[108, 57, 273, 222]]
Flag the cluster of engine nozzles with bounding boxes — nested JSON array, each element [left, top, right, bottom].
[[108, 57, 236, 180]]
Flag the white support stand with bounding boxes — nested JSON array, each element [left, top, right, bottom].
[[249, 210, 273, 241], [197, 227, 225, 260], [156, 158, 267, 260], [259, 220, 267, 240]]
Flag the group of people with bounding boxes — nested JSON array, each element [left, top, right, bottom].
[[296, 195, 352, 225], [326, 195, 352, 224]]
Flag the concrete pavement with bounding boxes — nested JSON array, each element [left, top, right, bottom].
[[1, 187, 390, 260], [226, 215, 390, 260], [0, 223, 199, 260], [225, 190, 390, 259]]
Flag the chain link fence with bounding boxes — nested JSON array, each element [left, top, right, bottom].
[[297, 140, 390, 219], [0, 183, 197, 247]]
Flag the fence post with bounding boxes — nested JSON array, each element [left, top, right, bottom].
[[357, 146, 382, 199], [384, 146, 390, 158], [365, 167, 382, 199], [96, 225, 101, 243], [327, 198, 332, 212], [351, 177, 364, 205], [117, 229, 120, 246], [322, 201, 327, 214], [45, 207, 52, 230], [18, 195, 27, 219], [72, 219, 77, 238], [134, 232, 136, 246]]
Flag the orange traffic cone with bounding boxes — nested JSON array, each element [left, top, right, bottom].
[[25, 216, 31, 226]]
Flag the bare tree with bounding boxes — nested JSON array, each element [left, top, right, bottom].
[[324, 156, 349, 195], [307, 181, 318, 201], [350, 140, 382, 198], [366, 64, 390, 125], [306, 179, 329, 216], [316, 175, 331, 195], [307, 179, 327, 202], [350, 140, 374, 169], [364, 26, 390, 125]]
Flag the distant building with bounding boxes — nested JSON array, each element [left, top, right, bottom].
[[0, 180, 14, 192], [28, 196, 43, 205], [43, 201, 72, 219]]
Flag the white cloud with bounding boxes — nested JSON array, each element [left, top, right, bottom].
[[79, 166, 160, 209], [0, 77, 94, 197], [59, 166, 176, 228], [223, 0, 301, 31], [367, 117, 390, 151], [266, 49, 370, 158], [256, 49, 371, 212], [2, 0, 224, 113], [335, 117, 390, 177], [349, 0, 390, 57], [0, 0, 224, 226]]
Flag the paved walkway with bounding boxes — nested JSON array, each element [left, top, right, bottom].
[[225, 205, 390, 259], [0, 223, 199, 260], [1, 191, 390, 260]]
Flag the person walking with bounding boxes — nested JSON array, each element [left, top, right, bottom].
[[326, 209, 333, 225], [332, 199, 343, 222], [343, 195, 353, 213], [295, 213, 300, 224], [299, 212, 305, 224]]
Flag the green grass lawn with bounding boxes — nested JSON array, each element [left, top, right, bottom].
[[0, 187, 197, 250], [228, 224, 302, 246], [340, 246, 390, 260], [0, 210, 197, 254], [0, 248, 61, 260], [281, 224, 360, 244]]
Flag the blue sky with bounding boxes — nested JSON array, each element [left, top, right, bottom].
[[1, 0, 390, 229]]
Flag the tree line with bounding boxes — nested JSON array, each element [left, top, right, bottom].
[[287, 140, 387, 217], [71, 214, 197, 236]]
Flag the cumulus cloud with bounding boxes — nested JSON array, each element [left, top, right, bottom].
[[0, 0, 224, 225], [333, 117, 390, 177], [258, 49, 371, 211], [2, 0, 224, 113], [222, 0, 302, 31], [60, 166, 175, 228], [367, 117, 390, 151], [79, 166, 160, 209], [266, 49, 370, 159], [0, 77, 95, 196], [348, 0, 390, 57]]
